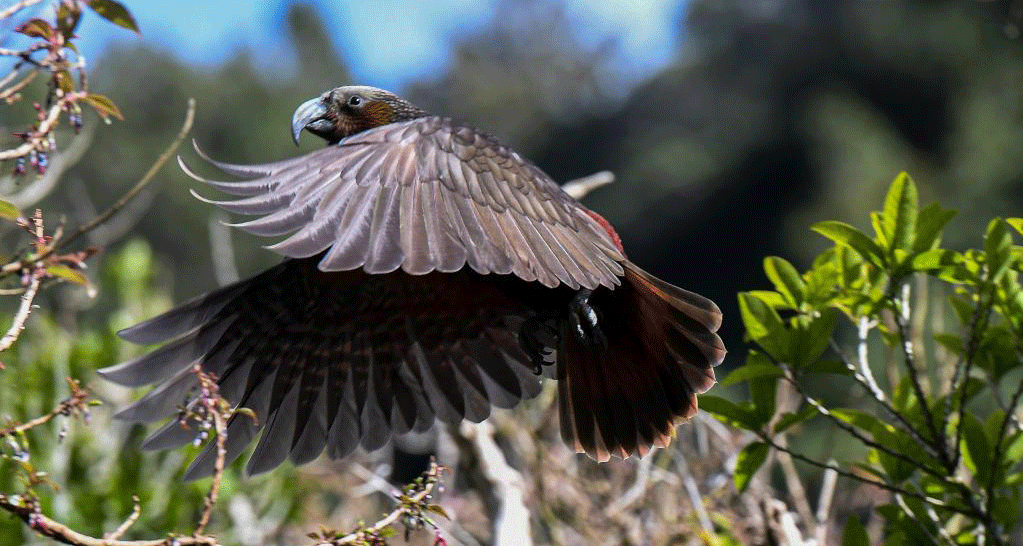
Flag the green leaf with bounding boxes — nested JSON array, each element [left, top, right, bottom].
[[883, 172, 918, 252], [908, 248, 956, 272], [734, 442, 769, 493], [747, 290, 789, 309], [699, 395, 759, 431], [774, 404, 818, 434], [831, 408, 885, 433], [737, 292, 789, 360], [86, 0, 139, 32], [46, 265, 88, 285], [749, 374, 777, 424], [0, 200, 21, 220], [985, 218, 1012, 282], [812, 221, 885, 268], [792, 308, 837, 368], [81, 93, 124, 121], [426, 504, 450, 520], [15, 18, 54, 39], [913, 203, 956, 252], [841, 515, 869, 546], [723, 351, 782, 386], [763, 256, 805, 307], [806, 359, 851, 375], [961, 412, 991, 482], [1007, 218, 1023, 236]]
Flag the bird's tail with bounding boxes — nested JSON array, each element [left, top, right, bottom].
[[557, 260, 725, 461]]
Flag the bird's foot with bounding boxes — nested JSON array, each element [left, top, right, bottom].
[[519, 312, 559, 376]]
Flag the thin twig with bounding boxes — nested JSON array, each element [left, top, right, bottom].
[[0, 496, 217, 546], [0, 274, 40, 354], [0, 0, 46, 20], [104, 496, 142, 542], [58, 98, 196, 251], [753, 432, 976, 517], [984, 366, 1023, 529], [194, 375, 228, 537], [779, 365, 947, 480], [0, 379, 89, 437], [0, 70, 36, 103], [950, 285, 995, 471], [830, 337, 938, 458], [316, 462, 444, 546], [0, 94, 80, 162], [892, 283, 946, 463]]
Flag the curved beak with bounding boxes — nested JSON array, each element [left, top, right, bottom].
[[291, 96, 331, 146]]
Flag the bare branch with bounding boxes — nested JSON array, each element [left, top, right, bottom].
[[0, 273, 40, 358], [0, 0, 46, 20], [561, 171, 613, 200], [461, 421, 534, 546]]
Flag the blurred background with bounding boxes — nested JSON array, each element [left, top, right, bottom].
[[14, 0, 1022, 352], [2, 0, 1023, 544]]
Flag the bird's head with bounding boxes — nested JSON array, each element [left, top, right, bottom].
[[291, 85, 427, 145]]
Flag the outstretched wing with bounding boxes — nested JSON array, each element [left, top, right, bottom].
[[181, 116, 625, 290], [100, 259, 555, 479]]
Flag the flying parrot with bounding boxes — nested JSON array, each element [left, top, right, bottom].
[[99, 86, 725, 479]]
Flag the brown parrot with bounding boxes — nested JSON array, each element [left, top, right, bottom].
[[99, 86, 725, 479]]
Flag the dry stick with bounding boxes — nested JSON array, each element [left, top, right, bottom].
[[461, 421, 534, 546], [0, 0, 46, 20], [672, 451, 713, 535], [0, 274, 40, 355], [813, 464, 838, 546], [0, 380, 88, 437], [58, 98, 196, 251]]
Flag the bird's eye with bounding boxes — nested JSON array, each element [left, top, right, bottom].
[[348, 95, 362, 107]]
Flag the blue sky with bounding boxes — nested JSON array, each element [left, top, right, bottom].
[[62, 0, 686, 91]]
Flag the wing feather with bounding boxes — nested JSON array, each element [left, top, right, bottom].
[[184, 117, 623, 289]]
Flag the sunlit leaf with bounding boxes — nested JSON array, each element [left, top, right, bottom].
[[914, 202, 956, 252], [699, 395, 759, 431], [882, 172, 918, 253], [812, 221, 885, 268], [763, 256, 805, 307]]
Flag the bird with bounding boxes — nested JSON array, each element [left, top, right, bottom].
[[99, 85, 725, 479]]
